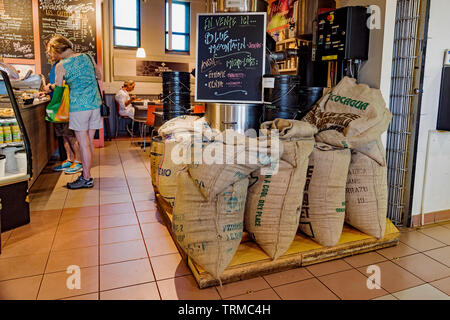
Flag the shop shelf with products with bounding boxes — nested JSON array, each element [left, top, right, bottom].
[[0, 70, 33, 233], [275, 38, 299, 74]]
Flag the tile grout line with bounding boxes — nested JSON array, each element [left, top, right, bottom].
[[114, 140, 163, 300], [260, 275, 283, 300]]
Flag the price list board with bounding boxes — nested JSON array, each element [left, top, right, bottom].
[[0, 0, 35, 59], [195, 13, 266, 103], [38, 0, 97, 78]]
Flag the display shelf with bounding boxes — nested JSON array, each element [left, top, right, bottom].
[[0, 172, 29, 187], [154, 191, 400, 289]]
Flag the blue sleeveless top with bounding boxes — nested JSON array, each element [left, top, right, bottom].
[[61, 53, 102, 113]]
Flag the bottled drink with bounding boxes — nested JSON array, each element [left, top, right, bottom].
[[3, 120, 12, 144], [11, 120, 21, 142]]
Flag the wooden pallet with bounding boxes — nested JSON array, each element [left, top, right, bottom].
[[155, 192, 400, 289]]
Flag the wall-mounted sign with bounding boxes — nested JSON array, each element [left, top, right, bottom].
[[39, 0, 97, 79], [195, 12, 266, 103], [0, 0, 34, 59], [136, 61, 190, 77]]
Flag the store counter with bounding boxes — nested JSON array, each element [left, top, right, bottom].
[[19, 99, 55, 187]]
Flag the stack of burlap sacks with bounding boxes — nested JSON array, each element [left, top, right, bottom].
[[300, 76, 392, 246], [150, 76, 392, 280]]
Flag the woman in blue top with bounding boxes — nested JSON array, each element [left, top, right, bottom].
[[48, 35, 103, 189], [44, 52, 82, 175]]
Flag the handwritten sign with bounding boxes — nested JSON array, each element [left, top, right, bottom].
[[38, 0, 97, 79], [195, 13, 266, 103], [0, 0, 34, 59]]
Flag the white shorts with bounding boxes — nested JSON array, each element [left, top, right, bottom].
[[69, 109, 103, 132]]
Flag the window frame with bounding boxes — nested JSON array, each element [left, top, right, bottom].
[[165, 0, 191, 54], [113, 0, 141, 49]]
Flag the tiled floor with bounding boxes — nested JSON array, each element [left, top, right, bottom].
[[0, 139, 449, 300]]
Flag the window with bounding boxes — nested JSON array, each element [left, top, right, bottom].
[[165, 0, 190, 53], [113, 0, 140, 48]]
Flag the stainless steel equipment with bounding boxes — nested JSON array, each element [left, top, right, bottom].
[[205, 103, 263, 134], [206, 0, 268, 13]]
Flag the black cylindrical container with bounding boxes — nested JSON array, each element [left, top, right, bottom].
[[263, 75, 301, 121], [297, 86, 324, 119], [162, 71, 191, 121]]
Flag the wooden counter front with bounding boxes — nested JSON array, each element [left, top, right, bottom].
[[19, 100, 55, 187]]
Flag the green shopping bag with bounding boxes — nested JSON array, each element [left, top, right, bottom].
[[45, 85, 70, 123]]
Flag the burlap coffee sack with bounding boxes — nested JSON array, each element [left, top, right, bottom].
[[172, 170, 248, 280], [345, 150, 388, 239], [299, 143, 351, 247], [302, 77, 392, 149], [245, 119, 316, 259], [188, 130, 281, 201]]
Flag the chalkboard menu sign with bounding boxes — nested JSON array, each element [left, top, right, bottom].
[[0, 0, 34, 59], [39, 0, 97, 79], [195, 13, 266, 103]]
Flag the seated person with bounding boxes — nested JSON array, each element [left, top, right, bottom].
[[115, 80, 137, 119], [115, 80, 140, 135]]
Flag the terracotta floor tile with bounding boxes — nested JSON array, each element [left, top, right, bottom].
[[30, 199, 66, 211], [418, 226, 450, 245], [100, 282, 160, 300], [274, 278, 339, 300], [356, 261, 424, 294], [100, 225, 142, 245], [144, 235, 179, 257], [134, 200, 157, 212], [399, 231, 446, 252], [100, 186, 130, 196], [318, 269, 388, 300], [423, 246, 450, 267], [263, 268, 314, 287], [0, 233, 54, 259], [60, 206, 99, 221], [306, 259, 353, 277], [0, 275, 42, 300], [46, 246, 98, 273], [141, 222, 171, 239], [392, 284, 449, 300], [137, 210, 162, 224], [100, 213, 138, 229], [100, 259, 154, 291], [216, 276, 270, 299], [392, 253, 450, 282], [131, 192, 156, 202], [64, 198, 99, 209], [158, 275, 220, 300], [52, 229, 99, 251], [57, 216, 99, 233], [7, 224, 57, 242], [377, 242, 418, 260], [38, 266, 99, 300], [62, 293, 99, 300], [100, 194, 132, 205], [430, 277, 450, 296], [150, 253, 191, 280], [226, 288, 281, 300], [372, 294, 398, 300], [100, 240, 147, 265], [343, 252, 387, 268], [100, 202, 135, 216], [0, 254, 48, 281]]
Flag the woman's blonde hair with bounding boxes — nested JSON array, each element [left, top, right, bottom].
[[47, 35, 73, 55]]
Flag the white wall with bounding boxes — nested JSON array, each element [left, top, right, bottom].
[[411, 0, 450, 216], [102, 0, 207, 95]]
